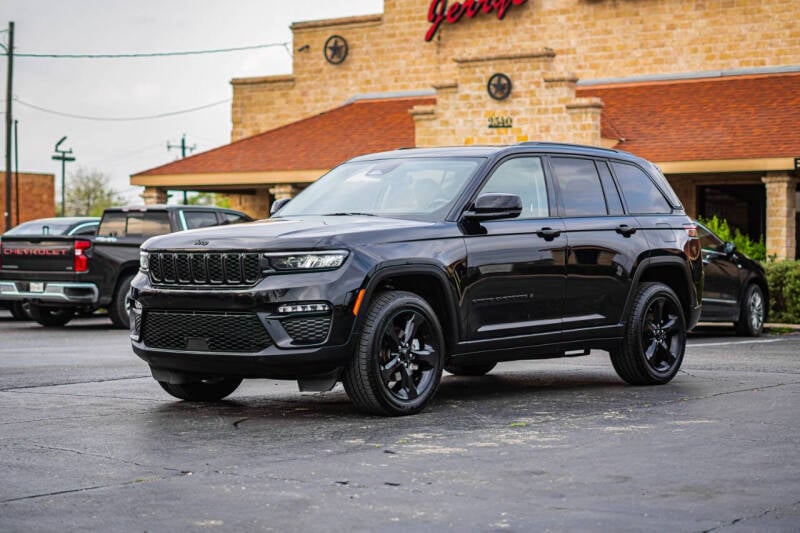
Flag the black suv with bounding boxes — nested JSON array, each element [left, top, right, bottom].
[[130, 143, 702, 415]]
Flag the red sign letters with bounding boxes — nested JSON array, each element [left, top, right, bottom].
[[426, 0, 528, 42]]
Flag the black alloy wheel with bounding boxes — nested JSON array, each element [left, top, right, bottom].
[[610, 282, 686, 385], [735, 284, 765, 337], [343, 291, 445, 416]]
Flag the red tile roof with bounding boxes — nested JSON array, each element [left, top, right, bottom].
[[134, 97, 434, 176], [577, 73, 800, 162]]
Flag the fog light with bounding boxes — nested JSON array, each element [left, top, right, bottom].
[[278, 303, 330, 314]]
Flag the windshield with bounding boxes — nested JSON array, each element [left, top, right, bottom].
[[5, 220, 73, 236], [276, 157, 483, 219]]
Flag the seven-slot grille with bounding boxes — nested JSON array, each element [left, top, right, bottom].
[[148, 252, 262, 286], [141, 310, 272, 352]]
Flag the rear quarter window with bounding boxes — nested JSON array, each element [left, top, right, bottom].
[[612, 162, 672, 214]]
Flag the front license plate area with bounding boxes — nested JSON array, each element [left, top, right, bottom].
[[29, 282, 44, 293]]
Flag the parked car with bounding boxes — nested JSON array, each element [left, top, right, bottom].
[[130, 142, 703, 415], [0, 217, 99, 320], [695, 220, 768, 336], [0, 206, 251, 328]]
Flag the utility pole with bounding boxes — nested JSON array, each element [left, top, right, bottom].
[[3, 21, 14, 231], [14, 119, 18, 225], [51, 136, 75, 216], [167, 134, 195, 204]]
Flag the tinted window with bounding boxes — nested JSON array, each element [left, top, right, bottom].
[[612, 162, 672, 214], [5, 220, 72, 235], [596, 161, 624, 215], [98, 211, 170, 238], [69, 223, 98, 236], [183, 211, 219, 230], [223, 212, 249, 224], [479, 157, 549, 218], [697, 224, 724, 251], [551, 157, 607, 217]]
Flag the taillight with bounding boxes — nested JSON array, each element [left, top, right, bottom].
[[683, 223, 698, 238], [74, 239, 91, 272]]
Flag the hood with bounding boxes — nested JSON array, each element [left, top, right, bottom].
[[142, 216, 435, 251]]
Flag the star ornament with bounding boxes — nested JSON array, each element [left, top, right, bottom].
[[324, 35, 349, 65], [487, 73, 512, 100]]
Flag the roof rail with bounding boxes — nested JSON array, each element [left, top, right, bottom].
[[517, 141, 619, 153]]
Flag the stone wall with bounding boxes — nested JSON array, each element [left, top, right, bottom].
[[0, 172, 55, 233], [232, 0, 800, 140]]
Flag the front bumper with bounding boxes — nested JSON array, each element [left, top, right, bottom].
[[0, 280, 99, 304], [129, 264, 365, 379]]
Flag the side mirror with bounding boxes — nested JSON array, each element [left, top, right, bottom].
[[270, 198, 291, 216], [724, 241, 736, 255], [463, 193, 523, 222]]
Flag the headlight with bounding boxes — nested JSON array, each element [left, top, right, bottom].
[[139, 250, 149, 272], [266, 250, 348, 272]]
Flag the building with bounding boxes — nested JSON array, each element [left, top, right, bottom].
[[132, 0, 800, 259], [0, 172, 56, 233]]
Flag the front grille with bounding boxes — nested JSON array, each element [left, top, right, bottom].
[[149, 252, 262, 286], [282, 316, 331, 345], [141, 310, 272, 353]]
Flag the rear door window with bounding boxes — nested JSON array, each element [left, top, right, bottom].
[[182, 210, 220, 230], [550, 157, 608, 217], [98, 211, 170, 238]]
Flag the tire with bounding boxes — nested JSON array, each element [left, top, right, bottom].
[[109, 274, 134, 329], [734, 284, 765, 337], [445, 361, 497, 376], [9, 302, 29, 321], [342, 291, 445, 416], [158, 378, 242, 402], [610, 282, 686, 385], [28, 304, 75, 327]]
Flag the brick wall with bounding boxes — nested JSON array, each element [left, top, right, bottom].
[[232, 0, 800, 140], [0, 172, 56, 233]]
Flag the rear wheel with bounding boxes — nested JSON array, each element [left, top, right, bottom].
[[28, 304, 74, 327], [734, 284, 765, 337], [610, 282, 686, 385], [9, 302, 29, 321], [445, 361, 496, 376], [158, 378, 242, 402], [343, 291, 445, 416], [109, 274, 134, 329]]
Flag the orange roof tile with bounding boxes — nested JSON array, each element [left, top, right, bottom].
[[134, 97, 434, 176], [577, 73, 800, 162]]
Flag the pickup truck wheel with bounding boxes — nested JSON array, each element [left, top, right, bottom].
[[734, 284, 765, 337], [9, 302, 30, 321], [158, 378, 242, 402], [610, 282, 686, 385], [28, 304, 74, 327], [445, 361, 497, 376], [343, 291, 445, 416], [109, 274, 134, 329]]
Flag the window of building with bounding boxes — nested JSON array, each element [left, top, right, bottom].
[[479, 157, 549, 218], [550, 157, 607, 217]]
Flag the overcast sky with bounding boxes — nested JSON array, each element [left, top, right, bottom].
[[1, 0, 384, 203]]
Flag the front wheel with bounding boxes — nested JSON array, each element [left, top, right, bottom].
[[158, 378, 242, 402], [28, 304, 74, 327], [734, 284, 765, 337], [610, 282, 686, 385], [343, 291, 445, 416]]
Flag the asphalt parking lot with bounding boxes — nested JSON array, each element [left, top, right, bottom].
[[1, 311, 798, 532]]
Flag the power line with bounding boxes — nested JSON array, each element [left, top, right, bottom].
[[14, 42, 289, 59], [14, 96, 231, 121]]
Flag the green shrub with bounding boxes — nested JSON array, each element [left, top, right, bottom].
[[764, 260, 800, 323], [697, 215, 766, 261]]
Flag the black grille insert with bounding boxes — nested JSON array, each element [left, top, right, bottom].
[[282, 316, 331, 345], [141, 310, 272, 353], [148, 252, 262, 286]]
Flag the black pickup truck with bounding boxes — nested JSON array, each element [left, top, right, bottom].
[[0, 205, 251, 328]]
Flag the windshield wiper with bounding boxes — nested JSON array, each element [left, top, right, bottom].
[[320, 212, 376, 217]]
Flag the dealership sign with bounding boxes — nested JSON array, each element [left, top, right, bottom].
[[426, 0, 528, 41]]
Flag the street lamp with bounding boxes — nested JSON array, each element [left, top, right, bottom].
[[51, 136, 75, 217]]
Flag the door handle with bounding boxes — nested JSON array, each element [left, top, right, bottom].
[[536, 227, 562, 241], [616, 224, 638, 237]]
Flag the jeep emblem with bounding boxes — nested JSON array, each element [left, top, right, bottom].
[[193, 240, 209, 246]]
